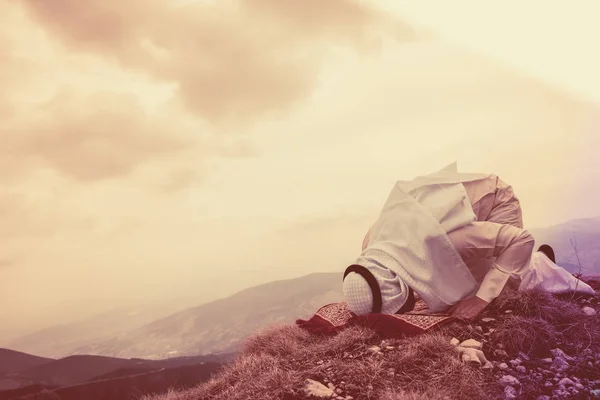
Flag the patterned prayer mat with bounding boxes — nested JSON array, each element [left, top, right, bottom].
[[296, 300, 453, 338]]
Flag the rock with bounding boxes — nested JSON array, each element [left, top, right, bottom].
[[460, 339, 483, 350], [551, 357, 570, 372], [558, 378, 575, 387], [583, 306, 597, 316], [303, 379, 335, 398], [481, 317, 496, 323], [544, 381, 553, 388], [575, 383, 585, 390], [504, 386, 518, 399], [475, 326, 483, 333], [494, 349, 509, 357], [499, 375, 520, 386], [328, 383, 336, 390], [336, 388, 343, 394], [551, 348, 574, 361], [540, 358, 553, 364], [482, 361, 494, 370], [509, 358, 522, 367], [515, 366, 526, 374], [498, 363, 509, 370], [456, 346, 488, 365], [450, 338, 460, 346], [518, 351, 530, 361]]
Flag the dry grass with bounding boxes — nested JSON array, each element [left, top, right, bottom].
[[146, 278, 599, 400]]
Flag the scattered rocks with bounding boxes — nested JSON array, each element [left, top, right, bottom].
[[303, 379, 335, 398], [583, 306, 597, 316]]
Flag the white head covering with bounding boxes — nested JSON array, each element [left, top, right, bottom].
[[342, 261, 410, 315]]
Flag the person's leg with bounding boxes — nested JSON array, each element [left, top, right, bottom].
[[448, 221, 535, 301]]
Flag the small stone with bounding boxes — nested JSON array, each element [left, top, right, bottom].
[[499, 375, 520, 386], [336, 388, 343, 394], [509, 358, 522, 367], [481, 317, 496, 323], [583, 306, 597, 316], [551, 348, 574, 361], [588, 361, 594, 367], [328, 383, 336, 390], [482, 361, 494, 370], [498, 363, 509, 370], [504, 385, 518, 399], [505, 310, 513, 314], [558, 378, 575, 387], [450, 338, 460, 346], [575, 383, 584, 390], [460, 339, 483, 350], [551, 357, 570, 372], [544, 381, 552, 387], [475, 326, 483, 333], [518, 351, 530, 361], [515, 366, 526, 374], [540, 358, 553, 364], [303, 379, 335, 398], [494, 349, 508, 357]]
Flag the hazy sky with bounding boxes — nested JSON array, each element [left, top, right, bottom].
[[1, 0, 599, 331]]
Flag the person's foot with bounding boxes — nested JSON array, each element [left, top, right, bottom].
[[537, 244, 556, 263]]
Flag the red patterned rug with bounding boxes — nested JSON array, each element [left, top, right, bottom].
[[296, 300, 453, 338]]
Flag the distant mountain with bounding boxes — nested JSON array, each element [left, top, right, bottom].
[[7, 298, 203, 359], [530, 217, 600, 274], [73, 273, 343, 359], [0, 350, 53, 375]]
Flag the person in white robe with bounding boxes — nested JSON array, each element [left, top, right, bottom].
[[342, 163, 592, 321]]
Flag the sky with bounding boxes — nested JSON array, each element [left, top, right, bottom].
[[1, 0, 599, 334]]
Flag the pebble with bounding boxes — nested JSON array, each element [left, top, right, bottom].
[[509, 358, 522, 367], [303, 379, 335, 398], [460, 339, 483, 350], [575, 383, 585, 390], [551, 348, 574, 361], [504, 386, 518, 399], [583, 306, 597, 316], [515, 366, 526, 374], [505, 310, 513, 314], [558, 378, 575, 387], [498, 363, 509, 370], [450, 338, 460, 346], [499, 375, 521, 386], [544, 382, 553, 388], [482, 317, 496, 323], [540, 358, 553, 364]]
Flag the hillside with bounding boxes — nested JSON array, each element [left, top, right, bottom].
[[73, 273, 343, 359], [0, 352, 231, 392], [146, 280, 600, 400], [0, 350, 53, 375]]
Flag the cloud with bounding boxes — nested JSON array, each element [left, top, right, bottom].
[[20, 0, 417, 124]]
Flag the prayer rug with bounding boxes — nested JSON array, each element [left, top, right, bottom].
[[296, 300, 453, 338]]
